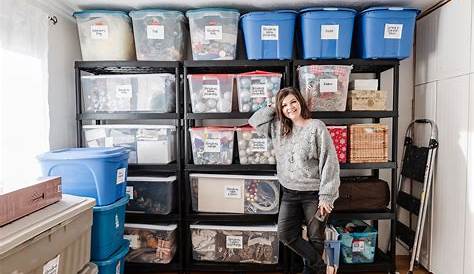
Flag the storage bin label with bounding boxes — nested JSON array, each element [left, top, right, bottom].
[[321, 25, 339, 40], [261, 25, 279, 40], [42, 254, 60, 274], [124, 234, 140, 249], [250, 138, 268, 152], [126, 186, 134, 200], [205, 25, 223, 40], [116, 261, 121, 274], [250, 77, 267, 98], [147, 25, 165, 40], [319, 79, 338, 93], [226, 235, 243, 249], [224, 185, 242, 198], [204, 139, 221, 152], [91, 24, 109, 40], [202, 79, 220, 99], [116, 85, 132, 98], [85, 128, 107, 141], [116, 168, 126, 184], [384, 24, 403, 39], [352, 240, 365, 252]]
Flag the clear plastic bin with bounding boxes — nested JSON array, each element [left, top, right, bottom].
[[186, 8, 239, 60], [124, 224, 177, 264], [236, 71, 282, 112], [190, 173, 280, 214], [189, 127, 235, 165], [83, 125, 176, 164], [335, 220, 377, 264], [190, 224, 279, 264], [188, 74, 234, 113], [129, 9, 186, 61], [298, 65, 352, 111], [236, 126, 275, 164], [126, 176, 176, 215], [73, 10, 135, 61], [82, 74, 176, 113]]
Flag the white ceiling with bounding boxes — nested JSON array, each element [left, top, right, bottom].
[[57, 0, 441, 13]]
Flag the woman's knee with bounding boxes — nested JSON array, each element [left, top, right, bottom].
[[278, 228, 298, 245]]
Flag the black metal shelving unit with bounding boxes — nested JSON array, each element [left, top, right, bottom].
[[74, 61, 185, 274]]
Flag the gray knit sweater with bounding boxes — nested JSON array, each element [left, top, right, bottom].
[[249, 106, 340, 205]]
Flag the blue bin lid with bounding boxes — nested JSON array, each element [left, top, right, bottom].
[[93, 240, 130, 266], [38, 147, 128, 161], [186, 8, 240, 17], [73, 10, 129, 18], [241, 10, 298, 20], [300, 7, 357, 14], [129, 9, 185, 20], [93, 195, 129, 212], [359, 7, 420, 15]]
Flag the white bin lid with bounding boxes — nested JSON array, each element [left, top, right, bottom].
[[81, 73, 174, 79], [83, 124, 176, 130], [190, 224, 278, 232], [189, 173, 277, 181], [125, 223, 177, 231], [127, 176, 176, 182]]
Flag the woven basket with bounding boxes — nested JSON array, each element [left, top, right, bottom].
[[349, 124, 388, 163]]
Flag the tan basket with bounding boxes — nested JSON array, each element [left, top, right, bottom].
[[349, 124, 389, 163], [347, 90, 387, 111]]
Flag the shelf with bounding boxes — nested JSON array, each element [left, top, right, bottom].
[[125, 261, 181, 273], [186, 112, 252, 119], [185, 261, 285, 273], [75, 60, 180, 74], [331, 209, 394, 220], [186, 111, 397, 120], [184, 60, 290, 74], [184, 213, 278, 223], [125, 213, 181, 223], [293, 59, 399, 73], [129, 163, 179, 172], [340, 162, 397, 169], [78, 112, 179, 120]]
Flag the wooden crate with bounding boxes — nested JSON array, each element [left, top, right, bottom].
[[347, 90, 386, 111], [349, 124, 388, 163]]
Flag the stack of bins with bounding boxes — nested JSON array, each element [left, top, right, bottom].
[[38, 147, 130, 274]]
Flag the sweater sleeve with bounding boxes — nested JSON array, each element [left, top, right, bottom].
[[248, 106, 276, 138], [315, 121, 340, 206]]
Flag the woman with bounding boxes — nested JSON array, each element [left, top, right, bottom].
[[249, 87, 340, 274]]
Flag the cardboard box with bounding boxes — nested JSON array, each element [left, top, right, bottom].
[[0, 176, 62, 226], [349, 79, 378, 91]]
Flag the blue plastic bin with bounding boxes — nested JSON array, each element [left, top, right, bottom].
[[324, 240, 341, 268], [94, 240, 129, 274], [38, 147, 128, 206], [355, 7, 420, 59], [241, 10, 297, 60], [91, 195, 129, 261], [300, 8, 356, 59], [336, 221, 377, 264]]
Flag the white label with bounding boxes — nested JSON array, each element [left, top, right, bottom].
[[116, 168, 126, 184], [224, 185, 241, 199], [147, 25, 164, 39], [91, 25, 109, 40], [352, 240, 365, 252], [261, 25, 279, 40], [321, 25, 339, 40], [105, 137, 114, 147], [205, 25, 223, 40], [319, 78, 338, 93], [124, 234, 140, 249], [115, 213, 120, 229], [43, 255, 60, 274], [115, 261, 121, 274], [85, 128, 107, 141], [126, 186, 134, 200], [226, 235, 243, 249], [204, 139, 221, 153], [250, 138, 268, 152], [384, 24, 403, 39], [250, 77, 267, 98], [202, 84, 220, 99], [115, 85, 132, 98]]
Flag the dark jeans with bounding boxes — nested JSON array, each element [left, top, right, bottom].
[[278, 187, 326, 270]]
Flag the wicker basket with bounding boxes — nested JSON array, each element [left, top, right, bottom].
[[349, 124, 388, 163], [347, 90, 386, 111]]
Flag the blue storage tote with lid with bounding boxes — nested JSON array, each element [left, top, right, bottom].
[[355, 7, 419, 59], [299, 8, 356, 59], [335, 220, 377, 264], [38, 147, 129, 206], [91, 195, 129, 261], [93, 239, 129, 274], [241, 10, 297, 60]]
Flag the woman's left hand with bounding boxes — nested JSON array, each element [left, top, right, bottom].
[[319, 202, 334, 216]]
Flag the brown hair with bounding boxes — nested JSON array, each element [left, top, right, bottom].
[[275, 87, 311, 137]]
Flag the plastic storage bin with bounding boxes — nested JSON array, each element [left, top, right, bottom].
[[186, 8, 240, 60], [73, 10, 135, 61], [190, 224, 279, 264], [355, 7, 420, 59], [129, 9, 186, 61], [298, 65, 352, 111], [236, 126, 275, 164], [327, 126, 347, 163], [83, 125, 176, 164], [299, 8, 356, 59], [189, 127, 235, 165], [241, 10, 297, 60], [94, 240, 129, 274], [190, 173, 280, 214], [124, 223, 177, 264], [81, 73, 176, 113], [335, 220, 377, 264], [126, 176, 176, 214], [91, 195, 129, 261], [236, 71, 282, 112], [0, 195, 95, 274], [188, 74, 234, 113], [38, 147, 128, 206]]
